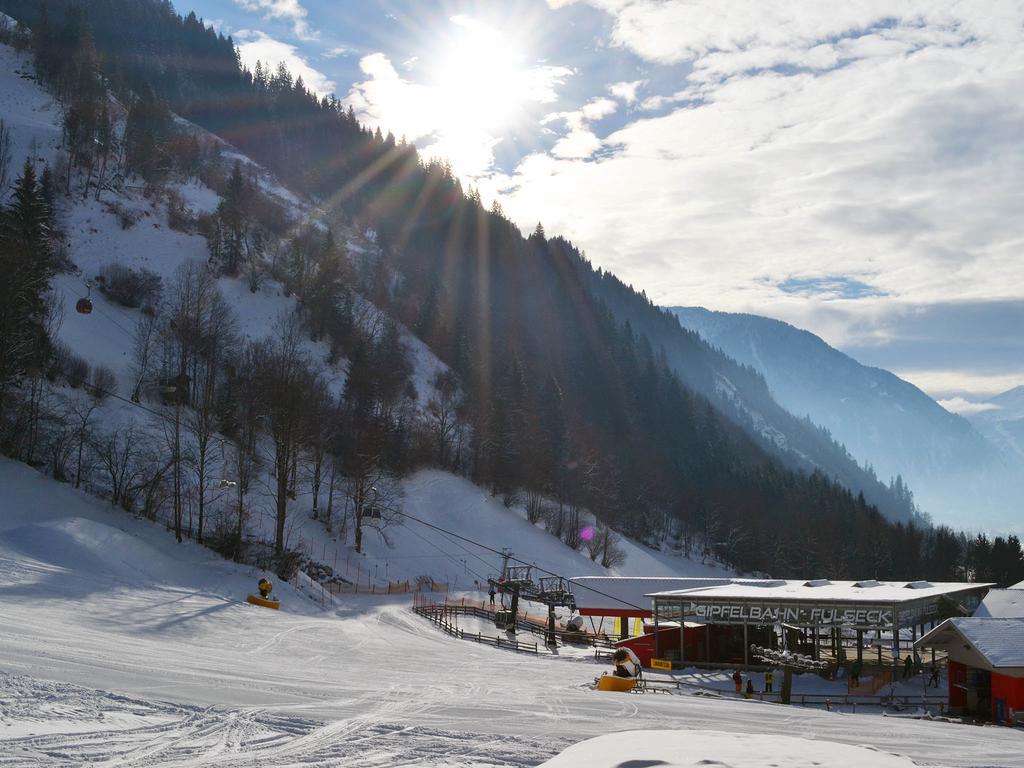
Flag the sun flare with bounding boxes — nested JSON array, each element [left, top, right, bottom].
[[429, 16, 530, 133]]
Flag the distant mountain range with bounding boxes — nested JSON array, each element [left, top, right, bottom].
[[670, 307, 1023, 533], [970, 386, 1024, 465]]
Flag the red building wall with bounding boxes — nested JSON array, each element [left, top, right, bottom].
[[992, 672, 1024, 723], [948, 660, 967, 708]]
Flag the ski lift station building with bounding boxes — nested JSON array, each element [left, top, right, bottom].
[[913, 582, 1024, 724], [570, 576, 991, 669]]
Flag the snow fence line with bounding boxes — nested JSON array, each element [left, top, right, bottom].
[[412, 594, 541, 654]]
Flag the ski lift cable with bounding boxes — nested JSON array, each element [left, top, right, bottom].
[[77, 378, 276, 470], [395, 518, 488, 582], [398, 510, 651, 613], [73, 278, 138, 338], [431, 527, 501, 573], [70, 286, 647, 610], [80, 378, 649, 613]]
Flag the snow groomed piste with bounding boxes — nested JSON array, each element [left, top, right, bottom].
[[1, 458, 1023, 767]]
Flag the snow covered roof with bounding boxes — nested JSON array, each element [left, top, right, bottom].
[[569, 577, 736, 615], [1011, 580, 1024, 590], [915, 618, 1024, 674], [648, 579, 991, 604], [974, 588, 1024, 619]]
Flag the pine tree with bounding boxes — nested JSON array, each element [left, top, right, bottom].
[[0, 161, 55, 408]]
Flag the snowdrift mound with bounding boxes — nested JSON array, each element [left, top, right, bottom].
[[538, 730, 916, 768], [0, 517, 184, 585]]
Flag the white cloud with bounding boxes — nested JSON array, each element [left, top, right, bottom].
[[342, 16, 573, 180], [323, 46, 351, 59], [483, 1, 1024, 376], [608, 80, 642, 104], [234, 30, 336, 96], [552, 128, 602, 159], [234, 0, 315, 40], [582, 97, 618, 121], [937, 397, 1002, 415], [903, 371, 1024, 400]]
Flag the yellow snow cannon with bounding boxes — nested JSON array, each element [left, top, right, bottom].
[[247, 578, 280, 609], [596, 675, 638, 693], [596, 648, 642, 692]]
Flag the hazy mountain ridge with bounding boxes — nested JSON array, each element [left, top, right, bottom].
[[671, 306, 1022, 532], [577, 268, 919, 523], [970, 386, 1024, 464]]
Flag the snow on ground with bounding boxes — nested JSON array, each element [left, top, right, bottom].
[[0, 43, 62, 178], [285, 469, 730, 594], [1, 460, 1023, 768], [538, 730, 919, 768]]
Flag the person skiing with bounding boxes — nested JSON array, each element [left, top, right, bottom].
[[732, 669, 743, 693], [745, 679, 754, 699], [764, 669, 774, 693], [488, 584, 496, 607], [849, 659, 862, 687], [928, 663, 940, 688]]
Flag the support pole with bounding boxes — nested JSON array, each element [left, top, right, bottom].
[[508, 587, 519, 635], [679, 599, 686, 667], [892, 613, 901, 674], [856, 629, 863, 664], [743, 623, 749, 667], [654, 600, 661, 660]]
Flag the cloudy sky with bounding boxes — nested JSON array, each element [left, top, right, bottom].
[[190, 0, 1024, 409]]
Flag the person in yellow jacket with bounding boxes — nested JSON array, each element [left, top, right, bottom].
[[764, 669, 775, 693]]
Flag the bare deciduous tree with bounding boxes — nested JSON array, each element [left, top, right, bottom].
[[253, 316, 320, 555], [425, 369, 461, 469]]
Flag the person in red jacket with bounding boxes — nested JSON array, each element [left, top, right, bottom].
[[732, 669, 743, 693]]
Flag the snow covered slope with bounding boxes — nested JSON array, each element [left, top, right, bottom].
[[0, 38, 719, 593], [539, 730, 919, 768], [2, 459, 1021, 767]]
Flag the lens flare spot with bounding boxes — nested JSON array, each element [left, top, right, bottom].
[[580, 526, 596, 542]]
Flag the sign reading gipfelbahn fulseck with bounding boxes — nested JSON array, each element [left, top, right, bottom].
[[665, 599, 940, 627]]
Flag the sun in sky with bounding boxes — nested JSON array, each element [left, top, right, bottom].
[[347, 14, 570, 180], [429, 16, 531, 134]]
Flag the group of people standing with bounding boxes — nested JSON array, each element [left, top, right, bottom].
[[730, 657, 940, 700], [733, 668, 774, 698]]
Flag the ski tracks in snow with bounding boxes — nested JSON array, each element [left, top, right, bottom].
[[0, 674, 559, 767]]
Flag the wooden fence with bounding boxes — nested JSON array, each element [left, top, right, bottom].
[[412, 594, 539, 654], [416, 596, 616, 648]]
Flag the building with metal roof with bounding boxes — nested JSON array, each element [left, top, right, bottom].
[[601, 577, 991, 669], [915, 617, 1024, 723]]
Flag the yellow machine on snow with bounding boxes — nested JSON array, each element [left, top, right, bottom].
[[246, 577, 280, 609]]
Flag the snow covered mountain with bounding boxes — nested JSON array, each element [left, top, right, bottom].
[[969, 386, 1024, 465], [0, 35, 722, 585], [585, 269, 922, 523], [671, 307, 1022, 532]]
